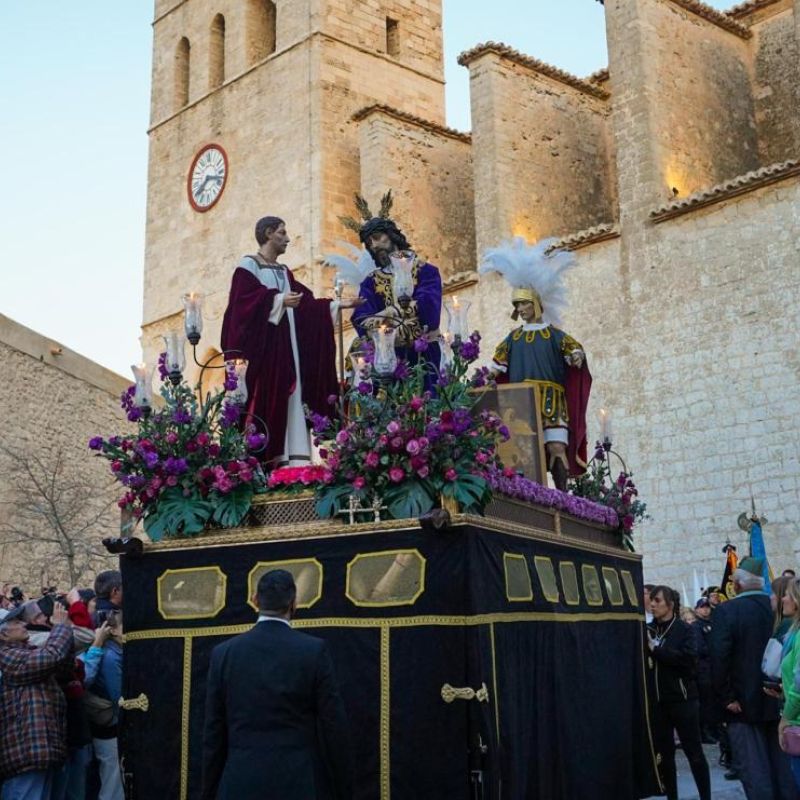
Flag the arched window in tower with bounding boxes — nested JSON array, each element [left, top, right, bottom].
[[174, 37, 191, 111], [246, 0, 277, 64], [209, 14, 226, 90]]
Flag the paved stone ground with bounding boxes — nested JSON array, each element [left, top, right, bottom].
[[643, 744, 746, 800]]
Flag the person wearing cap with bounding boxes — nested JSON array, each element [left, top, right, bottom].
[[0, 602, 73, 799], [710, 557, 796, 799], [692, 597, 719, 744]]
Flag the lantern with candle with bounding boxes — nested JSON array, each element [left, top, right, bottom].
[[182, 293, 204, 345], [389, 250, 415, 308], [444, 295, 471, 344], [369, 325, 398, 377], [130, 363, 154, 417], [163, 331, 186, 386]]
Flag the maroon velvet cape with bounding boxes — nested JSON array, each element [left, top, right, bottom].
[[221, 266, 338, 466], [564, 361, 592, 476]]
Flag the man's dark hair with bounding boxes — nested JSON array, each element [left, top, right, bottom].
[[78, 588, 96, 605], [650, 585, 678, 614], [255, 216, 285, 246], [359, 217, 410, 259], [256, 569, 297, 613], [783, 569, 797, 578], [94, 570, 122, 599], [643, 583, 654, 593]]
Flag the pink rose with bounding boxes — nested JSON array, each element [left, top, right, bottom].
[[406, 439, 421, 456], [166, 475, 178, 487], [387, 421, 400, 435], [417, 465, 430, 479], [365, 451, 380, 468], [166, 432, 178, 445], [110, 460, 122, 473], [353, 476, 366, 490], [208, 444, 221, 457], [390, 437, 404, 452], [336, 430, 350, 445], [409, 396, 424, 412], [389, 466, 405, 483], [196, 433, 210, 446], [445, 468, 457, 482], [476, 452, 489, 464]]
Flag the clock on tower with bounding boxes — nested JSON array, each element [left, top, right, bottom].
[[187, 144, 228, 212]]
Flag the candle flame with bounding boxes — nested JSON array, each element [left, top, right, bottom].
[[452, 295, 459, 308]]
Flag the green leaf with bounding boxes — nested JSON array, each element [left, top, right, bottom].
[[211, 483, 253, 528], [383, 479, 435, 520], [451, 473, 491, 513], [143, 487, 213, 539], [315, 484, 352, 519]]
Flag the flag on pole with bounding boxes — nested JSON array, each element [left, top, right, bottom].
[[750, 519, 773, 593], [721, 544, 738, 600]]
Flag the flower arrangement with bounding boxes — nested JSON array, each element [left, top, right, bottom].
[[267, 465, 332, 494], [568, 443, 649, 550], [310, 333, 509, 520], [88, 360, 267, 540], [485, 466, 619, 528]]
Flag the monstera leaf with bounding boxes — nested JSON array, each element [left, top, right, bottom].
[[442, 473, 491, 514], [383, 479, 436, 520], [212, 483, 254, 529], [144, 487, 214, 541], [315, 483, 354, 519]]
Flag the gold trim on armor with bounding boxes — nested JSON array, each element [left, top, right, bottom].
[[522, 379, 568, 424]]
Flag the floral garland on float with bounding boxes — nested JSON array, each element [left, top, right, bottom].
[[87, 293, 646, 547]]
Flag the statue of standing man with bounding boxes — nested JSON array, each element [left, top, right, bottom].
[[221, 216, 358, 468]]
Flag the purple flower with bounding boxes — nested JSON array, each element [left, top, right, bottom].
[[336, 430, 350, 445], [308, 412, 330, 434], [88, 436, 104, 450], [406, 439, 421, 456], [164, 456, 188, 475], [143, 451, 159, 469], [127, 407, 142, 423], [221, 402, 241, 427], [357, 381, 372, 395], [223, 368, 238, 392], [393, 361, 411, 381], [173, 407, 192, 425], [459, 340, 479, 361], [247, 432, 266, 450], [157, 352, 169, 382], [387, 421, 400, 435], [413, 336, 429, 353]]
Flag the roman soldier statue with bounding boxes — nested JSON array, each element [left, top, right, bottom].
[[480, 238, 592, 491]]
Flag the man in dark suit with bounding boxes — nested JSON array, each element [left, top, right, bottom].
[[201, 569, 352, 800], [710, 557, 796, 800]]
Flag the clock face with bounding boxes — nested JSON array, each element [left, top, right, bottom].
[[188, 144, 228, 212]]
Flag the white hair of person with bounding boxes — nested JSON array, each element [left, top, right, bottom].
[[733, 568, 765, 592]]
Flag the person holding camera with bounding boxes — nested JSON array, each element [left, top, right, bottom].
[[647, 585, 711, 800], [0, 602, 73, 799], [81, 610, 124, 800]]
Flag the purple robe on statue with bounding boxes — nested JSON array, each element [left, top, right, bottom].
[[351, 261, 443, 378], [221, 259, 338, 467]]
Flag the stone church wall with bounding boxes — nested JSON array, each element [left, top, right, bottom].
[[0, 315, 130, 588], [749, 3, 800, 162], [464, 49, 616, 254]]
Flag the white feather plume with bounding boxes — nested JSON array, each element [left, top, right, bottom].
[[322, 241, 375, 287], [479, 237, 577, 328]]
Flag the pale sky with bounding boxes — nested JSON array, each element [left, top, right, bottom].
[[0, 0, 732, 378]]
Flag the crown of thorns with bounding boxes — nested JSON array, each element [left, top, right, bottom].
[[339, 190, 394, 235]]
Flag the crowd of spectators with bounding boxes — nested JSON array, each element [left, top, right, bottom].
[[645, 560, 800, 800], [0, 571, 124, 800]]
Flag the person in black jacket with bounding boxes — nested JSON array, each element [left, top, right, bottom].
[[648, 585, 711, 800], [710, 557, 796, 800], [201, 569, 352, 800]]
